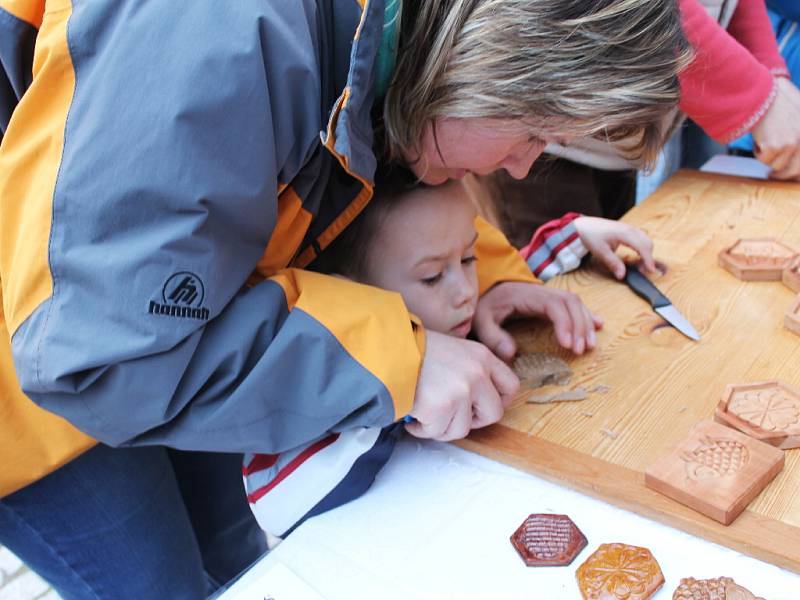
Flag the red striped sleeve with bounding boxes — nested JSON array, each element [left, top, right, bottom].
[[530, 230, 581, 277], [245, 433, 340, 504], [519, 212, 581, 261]]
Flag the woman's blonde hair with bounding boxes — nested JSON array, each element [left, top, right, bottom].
[[382, 0, 693, 167]]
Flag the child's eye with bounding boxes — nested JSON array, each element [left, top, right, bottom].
[[420, 273, 443, 286], [461, 256, 477, 266]]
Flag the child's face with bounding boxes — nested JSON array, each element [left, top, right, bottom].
[[364, 182, 479, 338]]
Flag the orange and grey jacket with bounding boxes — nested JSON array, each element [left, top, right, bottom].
[[0, 0, 535, 497]]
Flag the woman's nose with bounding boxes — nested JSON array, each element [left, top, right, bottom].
[[503, 140, 546, 179]]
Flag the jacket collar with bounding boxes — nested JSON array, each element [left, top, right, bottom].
[[321, 0, 387, 187]]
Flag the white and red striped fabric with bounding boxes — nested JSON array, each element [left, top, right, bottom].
[[519, 212, 588, 282], [243, 427, 384, 537]]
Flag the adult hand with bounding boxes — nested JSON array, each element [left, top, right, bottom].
[[405, 330, 519, 441], [752, 77, 800, 181], [574, 216, 657, 280], [472, 281, 603, 360]]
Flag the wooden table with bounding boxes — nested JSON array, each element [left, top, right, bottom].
[[457, 169, 800, 573]]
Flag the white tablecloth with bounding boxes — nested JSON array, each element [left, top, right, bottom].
[[220, 436, 799, 600]]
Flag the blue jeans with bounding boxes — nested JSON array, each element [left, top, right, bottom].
[[0, 444, 266, 599]]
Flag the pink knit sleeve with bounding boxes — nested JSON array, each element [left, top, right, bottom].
[[678, 0, 777, 142]]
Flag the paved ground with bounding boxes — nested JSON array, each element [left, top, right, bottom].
[[0, 547, 58, 600]]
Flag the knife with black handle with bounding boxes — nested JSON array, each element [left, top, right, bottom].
[[624, 265, 700, 341]]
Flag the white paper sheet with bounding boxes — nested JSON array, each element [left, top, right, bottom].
[[220, 438, 800, 600], [700, 154, 771, 179], [224, 562, 327, 600]]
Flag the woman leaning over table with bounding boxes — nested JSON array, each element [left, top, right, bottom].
[[0, 1, 690, 597]]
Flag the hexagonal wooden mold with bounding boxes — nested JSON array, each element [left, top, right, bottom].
[[718, 238, 798, 281], [644, 420, 784, 525], [509, 513, 587, 567], [716, 381, 800, 449], [672, 576, 764, 600], [784, 257, 800, 292], [576, 543, 664, 599], [786, 295, 800, 338]]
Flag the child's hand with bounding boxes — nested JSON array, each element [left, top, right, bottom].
[[473, 281, 603, 358], [574, 216, 657, 280]]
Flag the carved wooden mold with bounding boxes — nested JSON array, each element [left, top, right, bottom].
[[715, 381, 800, 449], [718, 238, 798, 281], [509, 513, 587, 567], [576, 543, 664, 600], [644, 420, 784, 525], [786, 295, 800, 338], [783, 256, 800, 292], [672, 576, 764, 600]]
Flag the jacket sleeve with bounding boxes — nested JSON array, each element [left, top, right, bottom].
[[0, 1, 423, 454], [678, 0, 782, 142], [474, 216, 538, 294], [767, 0, 800, 22], [243, 424, 401, 537], [518, 213, 588, 282]]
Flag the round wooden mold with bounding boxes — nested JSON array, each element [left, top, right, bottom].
[[672, 576, 764, 600], [715, 381, 800, 449], [718, 238, 798, 281], [512, 352, 572, 388], [509, 513, 587, 567], [786, 295, 800, 338], [783, 256, 800, 293], [576, 543, 664, 600]]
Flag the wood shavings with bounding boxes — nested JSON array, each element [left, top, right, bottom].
[[514, 352, 598, 405], [526, 387, 589, 404]]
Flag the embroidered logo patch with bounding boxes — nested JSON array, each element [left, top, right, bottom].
[[149, 272, 209, 320]]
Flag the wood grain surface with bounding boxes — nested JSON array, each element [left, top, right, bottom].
[[455, 170, 800, 572]]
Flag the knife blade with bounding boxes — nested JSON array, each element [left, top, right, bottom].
[[623, 265, 700, 341]]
